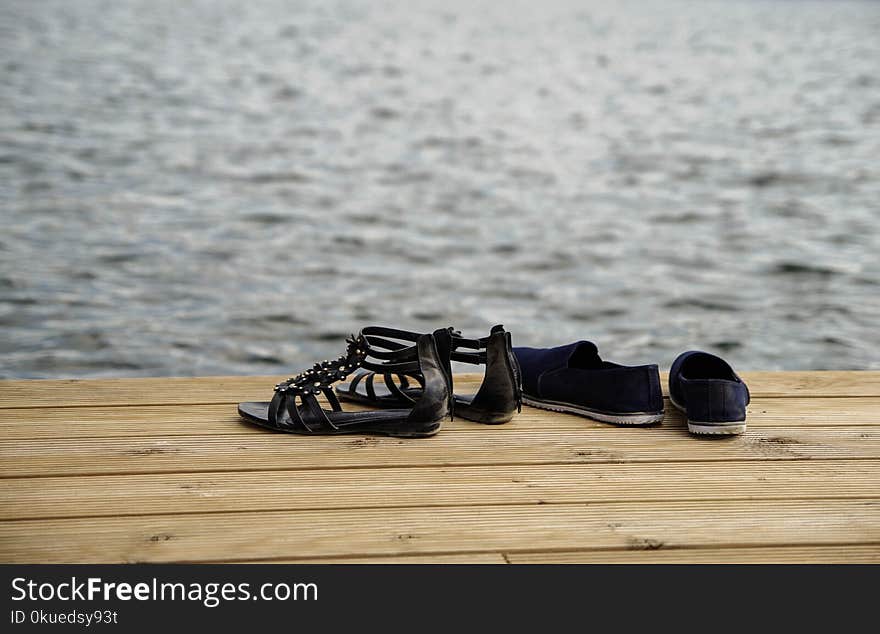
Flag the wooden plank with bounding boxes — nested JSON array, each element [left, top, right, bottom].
[[1, 426, 877, 479], [0, 376, 283, 409], [743, 397, 880, 426], [3, 397, 879, 441], [0, 404, 252, 440], [271, 545, 880, 564], [2, 460, 877, 520], [2, 372, 879, 409], [1, 499, 876, 563], [507, 545, 880, 564], [244, 553, 509, 564]]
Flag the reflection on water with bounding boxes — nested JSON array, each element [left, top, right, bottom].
[[1, 0, 879, 377]]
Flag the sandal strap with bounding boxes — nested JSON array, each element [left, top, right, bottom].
[[383, 372, 420, 404], [361, 358, 422, 374], [449, 324, 505, 364], [365, 372, 378, 401], [358, 326, 437, 374], [268, 390, 339, 433], [360, 326, 421, 361]]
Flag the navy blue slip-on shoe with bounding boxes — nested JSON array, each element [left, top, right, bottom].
[[514, 342, 664, 425], [668, 351, 750, 436]]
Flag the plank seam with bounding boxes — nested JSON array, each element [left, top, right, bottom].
[[4, 393, 879, 410], [3, 494, 880, 523], [4, 454, 880, 480], [141, 541, 880, 564], [1, 457, 875, 479], [3, 419, 879, 442]]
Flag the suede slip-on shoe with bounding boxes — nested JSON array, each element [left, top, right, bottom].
[[668, 351, 750, 435], [514, 342, 664, 425]]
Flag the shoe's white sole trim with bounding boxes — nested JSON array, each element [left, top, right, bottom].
[[522, 396, 664, 425], [668, 394, 746, 435], [687, 421, 747, 435]]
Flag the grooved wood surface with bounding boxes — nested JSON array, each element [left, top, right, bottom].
[[1, 372, 878, 563], [2, 372, 879, 408]]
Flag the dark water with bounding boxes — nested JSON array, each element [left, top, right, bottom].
[[1, 0, 879, 378]]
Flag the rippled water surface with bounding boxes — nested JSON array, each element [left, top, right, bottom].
[[1, 0, 879, 377]]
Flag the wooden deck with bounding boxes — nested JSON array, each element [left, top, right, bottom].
[[1, 372, 879, 563]]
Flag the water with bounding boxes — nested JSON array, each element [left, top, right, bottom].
[[1, 0, 879, 378]]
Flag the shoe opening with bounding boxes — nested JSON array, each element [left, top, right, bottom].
[[567, 342, 615, 370]]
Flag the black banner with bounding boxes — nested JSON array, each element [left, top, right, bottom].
[[1, 564, 874, 629]]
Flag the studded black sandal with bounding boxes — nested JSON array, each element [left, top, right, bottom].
[[335, 325, 522, 424], [238, 330, 451, 438]]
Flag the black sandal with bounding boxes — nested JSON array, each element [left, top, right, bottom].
[[238, 330, 452, 438], [335, 325, 522, 424]]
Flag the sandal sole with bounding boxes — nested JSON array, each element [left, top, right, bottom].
[[237, 406, 441, 438]]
